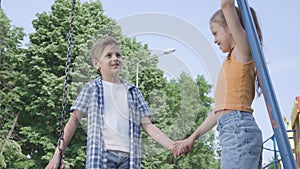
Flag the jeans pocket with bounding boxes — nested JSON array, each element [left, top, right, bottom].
[[245, 129, 262, 155]]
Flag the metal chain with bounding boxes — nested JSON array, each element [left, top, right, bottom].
[[57, 0, 76, 168]]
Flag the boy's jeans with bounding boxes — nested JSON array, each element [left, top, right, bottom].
[[217, 110, 263, 169], [106, 150, 130, 169]]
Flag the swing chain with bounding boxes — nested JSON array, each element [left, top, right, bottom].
[[58, 0, 76, 167]]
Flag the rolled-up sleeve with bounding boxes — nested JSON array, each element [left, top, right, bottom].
[[70, 82, 92, 118]]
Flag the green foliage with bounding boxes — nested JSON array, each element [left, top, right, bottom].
[[141, 73, 219, 169], [0, 8, 33, 169], [265, 156, 282, 169]]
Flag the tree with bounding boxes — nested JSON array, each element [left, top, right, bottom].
[[0, 9, 34, 168], [174, 75, 219, 169], [141, 73, 219, 169]]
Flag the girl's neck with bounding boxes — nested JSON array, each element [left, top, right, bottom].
[[227, 47, 235, 57]]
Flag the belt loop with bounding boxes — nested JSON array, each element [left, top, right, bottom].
[[237, 110, 242, 119]]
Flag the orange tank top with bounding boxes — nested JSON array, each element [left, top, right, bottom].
[[214, 54, 255, 113]]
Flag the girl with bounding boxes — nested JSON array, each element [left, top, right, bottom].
[[174, 0, 263, 168]]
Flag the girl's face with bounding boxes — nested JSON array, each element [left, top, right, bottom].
[[93, 44, 123, 81], [210, 22, 233, 53]]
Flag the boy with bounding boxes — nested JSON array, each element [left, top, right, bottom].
[[46, 37, 176, 169]]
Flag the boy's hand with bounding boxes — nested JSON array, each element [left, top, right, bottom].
[[45, 148, 65, 169], [171, 140, 190, 158]]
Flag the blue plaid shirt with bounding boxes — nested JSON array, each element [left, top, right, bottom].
[[71, 77, 152, 169]]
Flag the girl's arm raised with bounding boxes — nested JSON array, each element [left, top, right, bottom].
[[221, 0, 252, 62]]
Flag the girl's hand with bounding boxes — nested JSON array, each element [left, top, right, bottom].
[[171, 138, 195, 158]]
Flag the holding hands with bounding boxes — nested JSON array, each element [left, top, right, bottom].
[[170, 136, 196, 158]]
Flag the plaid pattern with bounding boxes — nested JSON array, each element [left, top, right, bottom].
[[71, 77, 152, 169]]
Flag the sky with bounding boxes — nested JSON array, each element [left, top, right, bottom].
[[2, 0, 300, 165]]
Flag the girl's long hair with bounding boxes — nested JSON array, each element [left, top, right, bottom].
[[210, 7, 263, 96]]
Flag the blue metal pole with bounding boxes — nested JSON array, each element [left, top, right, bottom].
[[272, 136, 279, 169], [236, 0, 297, 168]]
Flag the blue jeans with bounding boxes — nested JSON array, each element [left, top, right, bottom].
[[217, 111, 263, 169], [106, 150, 130, 169]]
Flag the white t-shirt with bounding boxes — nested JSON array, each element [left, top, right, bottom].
[[102, 81, 130, 153]]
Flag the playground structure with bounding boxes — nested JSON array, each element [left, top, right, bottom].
[[289, 97, 300, 168], [263, 97, 300, 169], [237, 0, 297, 168]]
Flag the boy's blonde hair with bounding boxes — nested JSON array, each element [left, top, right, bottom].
[[91, 36, 119, 60]]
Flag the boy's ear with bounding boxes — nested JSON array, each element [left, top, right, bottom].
[[92, 59, 99, 69]]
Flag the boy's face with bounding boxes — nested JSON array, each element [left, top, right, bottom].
[[93, 44, 123, 81]]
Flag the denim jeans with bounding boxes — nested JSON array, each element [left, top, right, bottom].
[[106, 150, 130, 169], [217, 110, 263, 169]]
